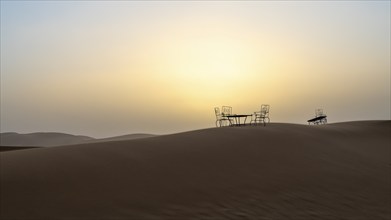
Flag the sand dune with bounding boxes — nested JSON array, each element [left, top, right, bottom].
[[0, 132, 94, 147], [0, 121, 390, 219], [0, 132, 156, 148], [86, 133, 157, 143]]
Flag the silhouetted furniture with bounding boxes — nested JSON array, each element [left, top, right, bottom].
[[226, 114, 252, 126], [250, 104, 270, 126], [222, 106, 235, 125], [222, 106, 233, 117], [214, 107, 232, 127], [307, 109, 327, 125]]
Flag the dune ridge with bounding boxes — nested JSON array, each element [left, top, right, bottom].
[[0, 132, 156, 148], [0, 146, 41, 152], [85, 133, 157, 144], [0, 121, 390, 219], [0, 132, 94, 147]]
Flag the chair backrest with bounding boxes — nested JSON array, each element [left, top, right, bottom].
[[260, 104, 270, 117], [222, 106, 232, 116], [214, 107, 221, 119], [315, 109, 324, 117]]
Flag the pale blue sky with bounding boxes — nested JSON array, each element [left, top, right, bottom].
[[1, 1, 390, 137]]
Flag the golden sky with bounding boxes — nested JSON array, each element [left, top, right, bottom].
[[1, 1, 390, 137]]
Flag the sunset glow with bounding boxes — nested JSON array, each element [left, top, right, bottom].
[[1, 1, 390, 137]]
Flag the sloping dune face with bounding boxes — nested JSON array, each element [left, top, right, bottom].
[[1, 121, 390, 219]]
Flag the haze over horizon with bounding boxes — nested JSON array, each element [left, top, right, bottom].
[[1, 1, 390, 138]]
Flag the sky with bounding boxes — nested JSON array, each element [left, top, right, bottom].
[[1, 1, 390, 138]]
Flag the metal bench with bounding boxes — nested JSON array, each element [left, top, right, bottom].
[[308, 109, 327, 125]]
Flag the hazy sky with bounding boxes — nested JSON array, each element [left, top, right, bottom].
[[1, 1, 390, 137]]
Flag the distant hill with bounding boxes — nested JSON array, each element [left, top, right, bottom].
[[0, 132, 157, 147], [0, 132, 95, 147]]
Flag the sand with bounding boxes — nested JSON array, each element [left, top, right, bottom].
[[0, 121, 390, 219]]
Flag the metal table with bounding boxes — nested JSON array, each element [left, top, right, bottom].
[[226, 114, 252, 126]]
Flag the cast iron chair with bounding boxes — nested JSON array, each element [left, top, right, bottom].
[[214, 107, 232, 127], [250, 104, 270, 126], [222, 106, 233, 116]]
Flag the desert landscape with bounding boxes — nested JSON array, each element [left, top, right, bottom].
[[1, 1, 390, 219], [1, 121, 390, 219]]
